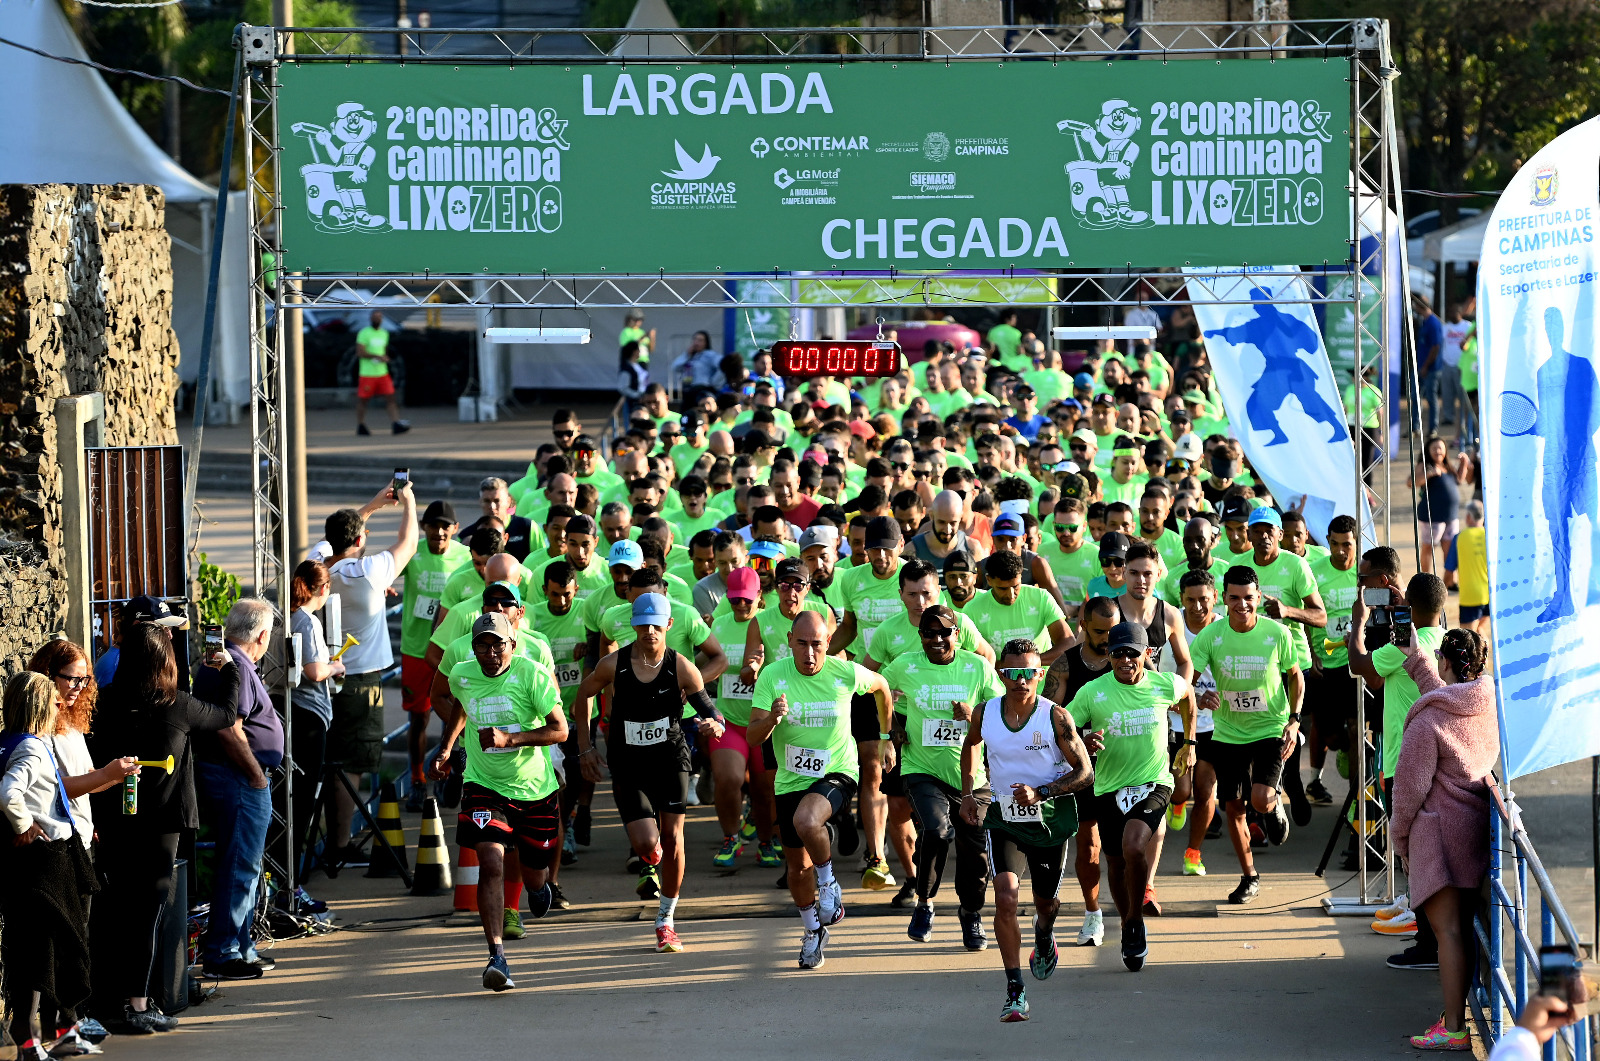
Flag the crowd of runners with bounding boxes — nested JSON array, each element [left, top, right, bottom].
[[292, 314, 1472, 1024]]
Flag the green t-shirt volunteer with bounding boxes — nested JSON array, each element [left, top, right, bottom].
[[356, 325, 391, 378], [753, 656, 879, 795], [448, 654, 562, 801]]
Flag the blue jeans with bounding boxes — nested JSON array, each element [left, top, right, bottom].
[[198, 760, 271, 964]]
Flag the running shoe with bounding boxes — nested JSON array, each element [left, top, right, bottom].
[[908, 903, 935, 942], [1000, 984, 1030, 1023], [1387, 946, 1440, 971], [1409, 1019, 1471, 1051], [738, 817, 758, 844], [1262, 801, 1291, 845], [626, 854, 646, 875], [1249, 821, 1267, 848], [713, 835, 745, 869], [1076, 908, 1104, 947], [1228, 874, 1261, 905], [860, 856, 895, 891], [1166, 801, 1188, 831], [1143, 887, 1162, 917], [527, 883, 553, 920], [482, 954, 514, 991], [1306, 778, 1334, 805], [292, 886, 329, 915], [818, 878, 845, 926], [685, 774, 702, 806], [392, 420, 412, 435], [889, 878, 917, 908], [1375, 894, 1411, 920], [1030, 917, 1060, 979], [798, 926, 828, 969], [119, 1006, 176, 1034], [757, 841, 783, 868], [695, 770, 715, 806], [356, 423, 372, 436], [503, 908, 526, 939], [1182, 848, 1206, 876], [548, 882, 572, 910], [561, 828, 577, 866], [959, 907, 988, 951], [637, 864, 661, 900], [1372, 909, 1417, 935], [404, 787, 426, 814], [573, 804, 592, 847], [655, 924, 683, 953], [75, 1020, 109, 1045], [1121, 919, 1148, 972]]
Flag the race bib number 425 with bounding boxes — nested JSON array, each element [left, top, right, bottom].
[[922, 717, 968, 748], [785, 744, 830, 778]]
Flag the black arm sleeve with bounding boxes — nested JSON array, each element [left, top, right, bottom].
[[182, 662, 241, 733], [686, 687, 721, 722]]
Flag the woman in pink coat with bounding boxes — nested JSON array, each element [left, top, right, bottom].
[[1390, 628, 1498, 1051]]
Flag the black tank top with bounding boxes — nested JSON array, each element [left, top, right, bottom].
[[910, 530, 971, 572], [1018, 549, 1039, 586], [1056, 644, 1112, 703], [610, 645, 686, 753], [1117, 597, 1170, 655]]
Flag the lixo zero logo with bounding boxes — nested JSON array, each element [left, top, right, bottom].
[[291, 102, 388, 232], [1055, 95, 1336, 232]]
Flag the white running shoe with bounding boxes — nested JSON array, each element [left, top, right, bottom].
[[798, 926, 829, 969], [1375, 894, 1411, 920], [818, 879, 845, 926], [1077, 908, 1104, 947]]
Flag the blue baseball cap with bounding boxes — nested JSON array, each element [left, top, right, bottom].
[[631, 592, 672, 628], [1073, 372, 1095, 389], [749, 539, 785, 561], [992, 514, 1025, 538], [1246, 506, 1283, 529], [607, 539, 644, 569]]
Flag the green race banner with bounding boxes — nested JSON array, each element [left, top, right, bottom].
[[278, 59, 1350, 274]]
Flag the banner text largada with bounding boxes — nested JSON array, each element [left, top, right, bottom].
[[278, 59, 1351, 274]]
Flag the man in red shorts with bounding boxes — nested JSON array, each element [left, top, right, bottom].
[[355, 310, 411, 436]]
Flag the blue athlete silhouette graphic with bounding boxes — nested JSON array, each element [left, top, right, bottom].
[[1207, 287, 1349, 447], [1528, 304, 1600, 621]]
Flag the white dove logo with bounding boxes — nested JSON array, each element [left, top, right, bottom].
[[663, 141, 720, 180]]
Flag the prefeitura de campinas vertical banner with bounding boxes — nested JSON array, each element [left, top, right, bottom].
[[277, 60, 1350, 274], [1477, 116, 1600, 779]]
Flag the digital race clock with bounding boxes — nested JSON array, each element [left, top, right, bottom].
[[772, 340, 902, 379]]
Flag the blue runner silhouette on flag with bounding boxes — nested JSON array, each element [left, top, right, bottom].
[[1208, 287, 1350, 447], [1517, 300, 1600, 621]]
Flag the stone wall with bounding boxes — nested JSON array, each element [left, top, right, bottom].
[[0, 183, 181, 680]]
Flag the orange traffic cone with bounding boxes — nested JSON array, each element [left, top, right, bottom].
[[453, 844, 479, 912]]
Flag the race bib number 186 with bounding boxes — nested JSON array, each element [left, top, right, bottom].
[[1000, 793, 1042, 823]]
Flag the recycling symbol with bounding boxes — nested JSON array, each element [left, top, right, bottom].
[[750, 137, 770, 158], [773, 168, 794, 189]]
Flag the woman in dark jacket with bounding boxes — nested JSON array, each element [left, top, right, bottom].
[[86, 625, 237, 1034]]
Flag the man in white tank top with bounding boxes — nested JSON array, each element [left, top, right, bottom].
[[959, 638, 1093, 1024]]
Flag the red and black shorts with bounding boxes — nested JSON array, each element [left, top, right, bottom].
[[457, 782, 561, 866]]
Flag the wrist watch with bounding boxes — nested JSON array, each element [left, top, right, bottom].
[[1183, 738, 1198, 747], [1286, 712, 1301, 724]]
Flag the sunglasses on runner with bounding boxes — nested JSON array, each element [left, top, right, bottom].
[[891, 461, 910, 473], [999, 667, 1042, 681], [752, 556, 774, 571], [736, 475, 757, 486], [554, 429, 576, 441], [913, 468, 932, 480], [1109, 648, 1145, 661], [1054, 523, 1082, 535], [777, 577, 810, 589], [1101, 558, 1126, 568]]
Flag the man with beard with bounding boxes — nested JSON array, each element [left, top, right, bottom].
[[942, 550, 984, 611], [905, 490, 988, 573], [1158, 516, 1231, 610]]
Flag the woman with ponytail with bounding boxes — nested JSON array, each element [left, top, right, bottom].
[[1391, 627, 1498, 1051]]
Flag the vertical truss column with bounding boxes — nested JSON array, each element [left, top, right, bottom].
[[243, 37, 296, 893]]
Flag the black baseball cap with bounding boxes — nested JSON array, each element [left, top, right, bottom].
[[1098, 531, 1130, 562], [421, 500, 457, 526], [943, 550, 974, 575], [1091, 393, 1116, 408], [123, 595, 187, 628], [1059, 472, 1089, 501], [1108, 621, 1150, 653], [571, 434, 599, 452], [1219, 497, 1251, 525], [865, 516, 904, 551]]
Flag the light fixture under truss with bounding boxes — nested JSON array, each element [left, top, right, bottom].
[[1051, 326, 1158, 341], [482, 327, 592, 344]]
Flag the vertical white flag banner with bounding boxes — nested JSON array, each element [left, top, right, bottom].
[[1184, 266, 1364, 543], [1478, 116, 1600, 780]]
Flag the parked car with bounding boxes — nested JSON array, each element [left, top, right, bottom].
[[845, 319, 983, 361]]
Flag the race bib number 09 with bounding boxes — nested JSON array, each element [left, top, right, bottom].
[[922, 717, 968, 747], [624, 718, 671, 746], [1000, 793, 1043, 823], [785, 744, 830, 778], [554, 662, 582, 688], [1224, 689, 1266, 713], [720, 673, 754, 700]]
